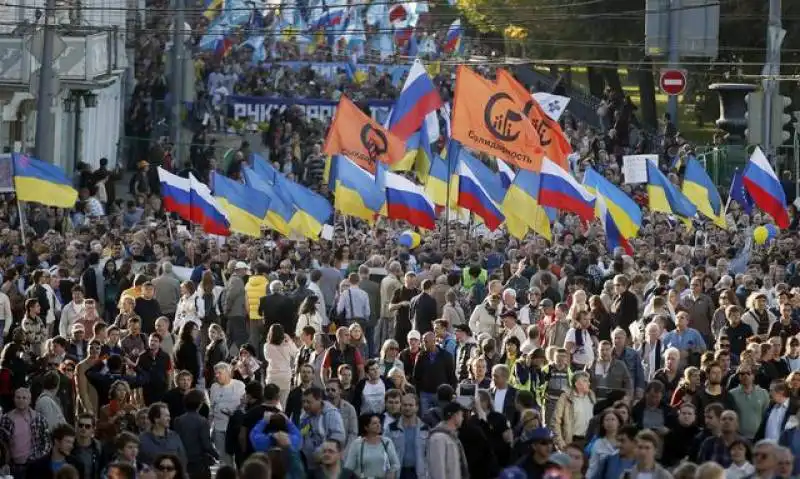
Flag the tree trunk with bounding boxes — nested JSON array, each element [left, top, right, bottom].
[[587, 67, 605, 97], [637, 56, 658, 130]]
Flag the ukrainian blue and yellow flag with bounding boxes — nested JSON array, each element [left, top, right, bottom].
[[242, 167, 293, 236], [330, 155, 385, 222], [391, 131, 422, 172], [647, 160, 697, 219], [425, 139, 460, 211], [203, 0, 223, 20], [279, 176, 333, 239], [12, 154, 78, 208], [502, 169, 553, 241], [211, 173, 270, 238], [682, 158, 727, 228], [583, 167, 642, 240]]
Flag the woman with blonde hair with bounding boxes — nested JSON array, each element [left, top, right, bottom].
[[379, 339, 403, 377], [348, 322, 368, 360], [670, 366, 702, 409], [115, 294, 137, 330], [97, 380, 138, 442], [567, 290, 589, 321]]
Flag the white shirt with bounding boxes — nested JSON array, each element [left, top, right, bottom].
[[494, 388, 507, 413], [361, 380, 386, 415], [565, 328, 594, 365], [572, 394, 593, 436], [643, 341, 658, 380], [518, 304, 534, 326], [209, 379, 246, 431], [725, 462, 755, 479], [764, 399, 790, 441]]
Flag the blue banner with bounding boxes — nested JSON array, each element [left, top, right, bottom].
[[229, 95, 395, 124], [272, 61, 410, 82]]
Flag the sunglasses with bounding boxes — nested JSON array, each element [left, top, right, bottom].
[[78, 423, 94, 429], [156, 464, 176, 472]]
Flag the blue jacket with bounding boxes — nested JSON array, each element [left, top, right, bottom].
[[590, 452, 636, 479], [250, 417, 302, 453], [614, 347, 646, 394]]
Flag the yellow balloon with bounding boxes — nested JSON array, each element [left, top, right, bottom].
[[753, 226, 769, 245]]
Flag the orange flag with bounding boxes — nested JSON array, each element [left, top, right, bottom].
[[495, 69, 572, 169], [451, 65, 547, 172], [323, 96, 405, 173]]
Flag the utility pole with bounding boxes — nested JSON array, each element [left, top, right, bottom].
[[170, 0, 185, 167], [763, 0, 783, 159], [666, 0, 681, 128], [34, 0, 57, 162]]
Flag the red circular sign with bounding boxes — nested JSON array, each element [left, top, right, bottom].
[[660, 69, 687, 96]]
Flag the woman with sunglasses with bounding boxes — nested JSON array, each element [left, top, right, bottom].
[[153, 453, 187, 479]]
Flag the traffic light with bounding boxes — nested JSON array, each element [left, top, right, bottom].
[[771, 95, 793, 145], [745, 91, 764, 146]]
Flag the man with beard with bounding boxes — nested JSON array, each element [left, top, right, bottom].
[[696, 361, 736, 418]]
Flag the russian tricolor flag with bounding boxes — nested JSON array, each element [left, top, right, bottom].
[[189, 173, 231, 236], [538, 158, 596, 223], [743, 146, 790, 228], [387, 60, 443, 141], [443, 19, 462, 54], [158, 167, 230, 236], [497, 159, 515, 190], [159, 167, 192, 220], [385, 171, 437, 230], [457, 157, 505, 231]]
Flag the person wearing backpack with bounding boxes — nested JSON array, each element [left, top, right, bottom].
[[343, 413, 400, 479]]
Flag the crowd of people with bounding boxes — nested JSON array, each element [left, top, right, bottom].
[[4, 2, 800, 479]]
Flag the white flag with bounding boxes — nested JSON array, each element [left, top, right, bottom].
[[533, 92, 570, 121]]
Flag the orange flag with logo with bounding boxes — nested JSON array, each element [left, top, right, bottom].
[[495, 69, 572, 169], [451, 65, 547, 172], [323, 96, 405, 174]]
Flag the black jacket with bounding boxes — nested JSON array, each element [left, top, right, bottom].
[[611, 289, 638, 331], [409, 292, 437, 334], [413, 347, 456, 394], [173, 340, 200, 385], [755, 399, 800, 441], [26, 454, 84, 479], [85, 364, 147, 406], [174, 411, 219, 472], [259, 293, 297, 333], [137, 349, 172, 405], [490, 385, 520, 427]]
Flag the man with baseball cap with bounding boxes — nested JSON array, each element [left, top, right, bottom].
[[514, 427, 560, 478]]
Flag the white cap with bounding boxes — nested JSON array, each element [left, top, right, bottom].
[[407, 330, 421, 341], [234, 261, 249, 270]]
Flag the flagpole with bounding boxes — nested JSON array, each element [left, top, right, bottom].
[[17, 199, 26, 247], [444, 149, 451, 252], [165, 213, 175, 244]]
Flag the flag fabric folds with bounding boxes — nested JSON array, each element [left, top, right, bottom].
[[457, 152, 505, 230], [538, 158, 595, 222], [425, 140, 459, 209], [158, 167, 192, 220], [385, 171, 436, 229], [596, 196, 633, 255], [582, 167, 642, 241], [494, 69, 573, 169], [211, 172, 270, 237], [533, 92, 570, 121], [729, 168, 754, 215], [496, 159, 515, 190], [502, 169, 553, 240], [12, 154, 78, 208], [323, 95, 405, 173], [450, 66, 547, 173], [331, 155, 385, 222], [646, 161, 697, 218], [682, 158, 726, 228], [387, 59, 443, 141], [743, 146, 790, 228], [187, 173, 231, 236], [242, 167, 294, 236], [443, 19, 462, 54]]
